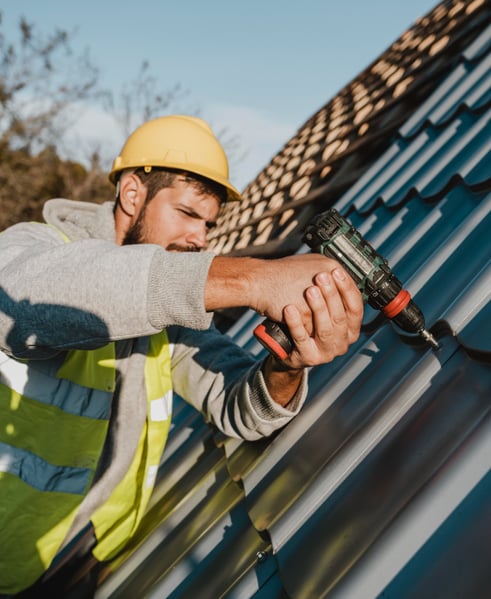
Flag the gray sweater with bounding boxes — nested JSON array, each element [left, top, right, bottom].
[[0, 198, 307, 546]]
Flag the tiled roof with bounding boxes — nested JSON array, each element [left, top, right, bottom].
[[93, 1, 491, 597], [208, 0, 490, 260]]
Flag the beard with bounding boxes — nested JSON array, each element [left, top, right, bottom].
[[122, 213, 145, 246], [122, 210, 200, 252]]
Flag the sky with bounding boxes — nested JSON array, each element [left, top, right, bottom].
[[2, 0, 439, 190]]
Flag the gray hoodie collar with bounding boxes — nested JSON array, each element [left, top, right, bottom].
[[42, 198, 116, 242]]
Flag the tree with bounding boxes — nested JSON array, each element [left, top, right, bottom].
[[0, 13, 244, 231], [102, 60, 190, 140], [0, 12, 99, 152], [0, 12, 112, 229]]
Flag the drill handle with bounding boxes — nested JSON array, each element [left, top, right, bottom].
[[253, 318, 293, 361]]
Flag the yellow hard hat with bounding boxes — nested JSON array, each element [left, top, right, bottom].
[[109, 115, 241, 201]]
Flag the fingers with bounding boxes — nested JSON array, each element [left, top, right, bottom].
[[254, 255, 351, 324], [315, 268, 363, 344], [281, 267, 363, 369]]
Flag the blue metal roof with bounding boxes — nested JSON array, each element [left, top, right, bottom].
[[92, 3, 491, 598]]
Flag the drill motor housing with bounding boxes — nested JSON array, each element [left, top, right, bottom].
[[302, 209, 426, 334]]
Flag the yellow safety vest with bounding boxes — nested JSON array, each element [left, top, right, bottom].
[[0, 333, 172, 593], [0, 228, 173, 593]]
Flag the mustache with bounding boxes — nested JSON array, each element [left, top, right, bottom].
[[166, 243, 201, 252]]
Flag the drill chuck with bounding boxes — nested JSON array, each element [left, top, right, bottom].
[[254, 208, 439, 360]]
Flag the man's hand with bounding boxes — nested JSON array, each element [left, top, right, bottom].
[[260, 268, 363, 406], [204, 253, 363, 407], [279, 268, 362, 368]]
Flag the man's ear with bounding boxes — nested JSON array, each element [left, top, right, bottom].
[[118, 173, 146, 217]]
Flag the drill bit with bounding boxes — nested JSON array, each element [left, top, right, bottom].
[[418, 328, 439, 350]]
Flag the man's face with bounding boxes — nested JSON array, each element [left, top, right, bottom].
[[123, 177, 221, 251]]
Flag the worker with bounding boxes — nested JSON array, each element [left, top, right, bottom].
[[0, 115, 363, 595]]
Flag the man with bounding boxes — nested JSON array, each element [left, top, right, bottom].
[[0, 115, 363, 594]]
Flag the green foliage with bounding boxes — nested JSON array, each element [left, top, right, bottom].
[[0, 142, 113, 231]]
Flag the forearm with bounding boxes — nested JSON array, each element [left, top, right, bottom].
[[169, 325, 307, 440], [204, 256, 260, 312], [204, 253, 358, 328], [261, 356, 305, 408]]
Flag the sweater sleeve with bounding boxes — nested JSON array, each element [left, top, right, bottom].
[[0, 222, 214, 358], [167, 324, 308, 440]]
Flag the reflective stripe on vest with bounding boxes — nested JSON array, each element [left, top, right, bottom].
[[0, 345, 114, 593], [0, 332, 173, 592]]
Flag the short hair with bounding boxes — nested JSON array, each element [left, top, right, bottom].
[[132, 167, 228, 205]]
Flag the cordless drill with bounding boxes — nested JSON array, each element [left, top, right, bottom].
[[254, 208, 439, 360]]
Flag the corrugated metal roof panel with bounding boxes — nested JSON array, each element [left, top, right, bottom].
[[444, 261, 491, 352], [380, 469, 491, 599], [400, 22, 491, 138], [338, 104, 491, 214], [280, 393, 491, 598], [88, 2, 491, 597]]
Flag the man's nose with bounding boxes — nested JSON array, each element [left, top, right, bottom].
[[187, 223, 208, 249]]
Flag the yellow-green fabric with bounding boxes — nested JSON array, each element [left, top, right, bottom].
[[92, 330, 172, 560], [0, 344, 115, 593], [0, 331, 173, 593], [57, 344, 116, 392]]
